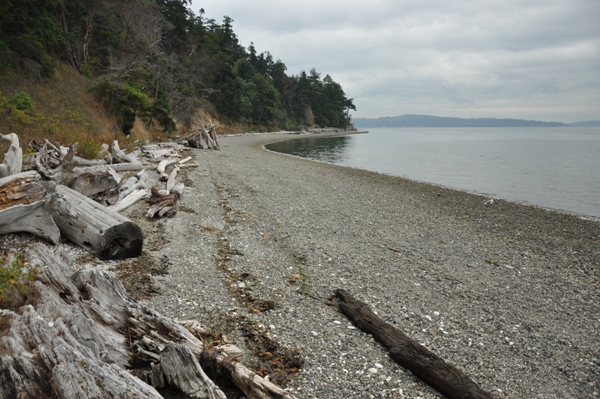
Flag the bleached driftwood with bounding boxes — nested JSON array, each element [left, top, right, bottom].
[[0, 173, 75, 244], [117, 169, 148, 202], [111, 140, 135, 164], [166, 166, 179, 192], [0, 245, 224, 399], [146, 187, 178, 218], [170, 182, 185, 198], [52, 185, 143, 260], [2, 236, 298, 399], [178, 156, 192, 165], [34, 140, 63, 179], [157, 158, 178, 174], [0, 133, 23, 177], [68, 169, 121, 198], [110, 189, 149, 213]]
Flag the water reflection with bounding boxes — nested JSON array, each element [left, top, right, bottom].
[[266, 136, 352, 163]]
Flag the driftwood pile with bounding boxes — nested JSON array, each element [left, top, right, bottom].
[[0, 133, 200, 259], [0, 131, 299, 398], [0, 244, 296, 399], [182, 116, 221, 150]]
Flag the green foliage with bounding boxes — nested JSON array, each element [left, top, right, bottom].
[[0, 253, 41, 306], [8, 92, 36, 114], [89, 79, 153, 134], [1, 0, 356, 134]]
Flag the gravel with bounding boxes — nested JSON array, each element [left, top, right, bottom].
[[139, 132, 600, 398], [47, 132, 600, 398]]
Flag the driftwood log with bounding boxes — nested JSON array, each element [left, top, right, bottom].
[[0, 133, 23, 177], [68, 169, 121, 198], [0, 244, 297, 399], [335, 289, 493, 399], [52, 185, 143, 260], [0, 172, 75, 244]]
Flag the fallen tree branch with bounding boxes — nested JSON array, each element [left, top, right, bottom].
[[335, 289, 493, 399]]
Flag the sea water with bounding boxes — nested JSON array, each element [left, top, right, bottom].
[[266, 127, 600, 219]]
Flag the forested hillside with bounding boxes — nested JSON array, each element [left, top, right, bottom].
[[0, 0, 355, 141]]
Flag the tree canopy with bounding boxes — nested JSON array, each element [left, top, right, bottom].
[[0, 0, 355, 133]]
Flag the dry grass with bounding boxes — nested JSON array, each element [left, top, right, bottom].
[[0, 61, 235, 160]]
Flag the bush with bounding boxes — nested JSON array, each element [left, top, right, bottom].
[[8, 92, 35, 114]]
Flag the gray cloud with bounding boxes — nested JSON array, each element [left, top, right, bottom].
[[191, 0, 600, 122]]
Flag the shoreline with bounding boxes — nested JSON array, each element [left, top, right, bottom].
[[143, 133, 599, 398], [260, 131, 600, 223]]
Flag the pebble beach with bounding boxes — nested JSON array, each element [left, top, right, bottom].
[[125, 132, 598, 398]]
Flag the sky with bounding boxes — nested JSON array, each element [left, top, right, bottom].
[[189, 0, 600, 123]]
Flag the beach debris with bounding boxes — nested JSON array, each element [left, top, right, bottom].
[[145, 187, 179, 218], [182, 115, 220, 150], [484, 199, 494, 205], [0, 244, 296, 399], [335, 288, 494, 399]]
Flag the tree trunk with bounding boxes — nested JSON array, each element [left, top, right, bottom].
[[52, 185, 143, 260], [335, 289, 493, 399]]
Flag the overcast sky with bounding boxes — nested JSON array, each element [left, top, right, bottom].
[[189, 0, 599, 123]]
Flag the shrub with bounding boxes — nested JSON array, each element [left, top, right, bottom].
[[8, 91, 36, 114]]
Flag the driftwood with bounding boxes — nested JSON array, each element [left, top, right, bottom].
[[0, 133, 23, 177], [34, 140, 63, 179], [0, 244, 296, 399], [0, 171, 45, 209], [69, 169, 121, 198], [110, 189, 149, 213], [146, 187, 178, 218], [111, 140, 135, 164], [166, 166, 179, 192], [335, 289, 493, 399], [52, 185, 143, 260], [170, 182, 185, 198], [117, 169, 148, 202], [0, 173, 75, 244]]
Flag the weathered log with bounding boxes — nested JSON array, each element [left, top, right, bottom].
[[34, 140, 63, 179], [73, 161, 144, 174], [111, 140, 135, 164], [202, 345, 296, 399], [53, 185, 143, 260], [0, 172, 75, 244], [72, 155, 107, 167], [157, 158, 178, 174], [146, 187, 178, 218], [0, 133, 23, 177], [117, 170, 148, 202], [166, 166, 179, 192], [335, 289, 492, 399], [69, 169, 121, 198], [0, 171, 45, 210], [110, 189, 149, 213]]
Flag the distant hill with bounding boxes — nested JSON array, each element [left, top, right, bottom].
[[569, 120, 600, 127], [352, 114, 568, 128]]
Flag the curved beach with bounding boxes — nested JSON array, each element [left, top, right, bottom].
[[145, 132, 599, 398]]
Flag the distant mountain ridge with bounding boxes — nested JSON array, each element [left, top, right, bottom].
[[569, 120, 600, 127], [352, 114, 568, 128]]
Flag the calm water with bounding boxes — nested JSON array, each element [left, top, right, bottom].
[[266, 127, 600, 219]]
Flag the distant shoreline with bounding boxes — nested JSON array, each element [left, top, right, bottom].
[[353, 114, 569, 128]]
